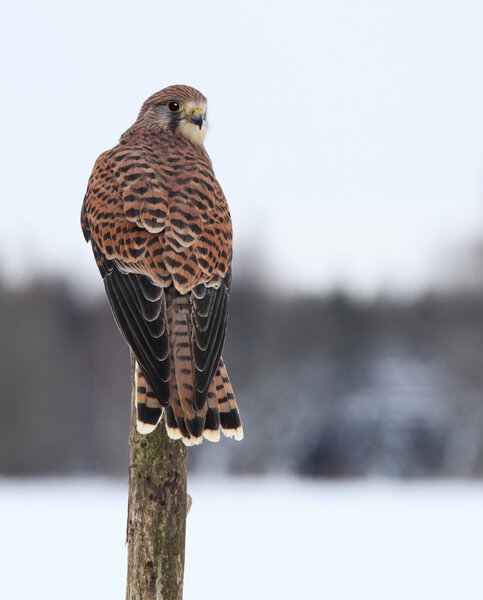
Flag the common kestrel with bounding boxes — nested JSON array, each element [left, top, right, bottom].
[[81, 85, 243, 445]]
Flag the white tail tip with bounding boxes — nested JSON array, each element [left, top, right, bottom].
[[182, 436, 203, 447], [203, 428, 221, 443], [166, 426, 183, 440], [222, 427, 244, 441], [136, 421, 159, 435]]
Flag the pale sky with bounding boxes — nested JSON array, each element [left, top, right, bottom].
[[2, 0, 483, 296]]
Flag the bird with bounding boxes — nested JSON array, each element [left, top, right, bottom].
[[81, 84, 243, 446]]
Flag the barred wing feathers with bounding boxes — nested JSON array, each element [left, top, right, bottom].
[[81, 135, 242, 444]]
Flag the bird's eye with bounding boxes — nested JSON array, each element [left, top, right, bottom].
[[167, 101, 183, 113]]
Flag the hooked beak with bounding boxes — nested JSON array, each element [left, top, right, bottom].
[[190, 113, 204, 130], [189, 110, 204, 130]]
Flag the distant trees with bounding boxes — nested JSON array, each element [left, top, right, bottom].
[[0, 279, 130, 475], [0, 276, 482, 478]]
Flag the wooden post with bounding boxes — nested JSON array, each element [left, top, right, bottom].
[[126, 355, 189, 600]]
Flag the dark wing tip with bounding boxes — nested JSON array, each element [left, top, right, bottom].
[[190, 276, 230, 412], [104, 267, 171, 405]]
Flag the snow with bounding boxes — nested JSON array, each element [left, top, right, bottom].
[[1, 477, 482, 599]]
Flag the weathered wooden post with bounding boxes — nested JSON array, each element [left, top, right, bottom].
[[126, 355, 189, 600]]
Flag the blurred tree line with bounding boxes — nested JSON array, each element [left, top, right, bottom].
[[0, 275, 482, 478]]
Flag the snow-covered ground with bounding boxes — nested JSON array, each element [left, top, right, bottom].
[[1, 477, 482, 599]]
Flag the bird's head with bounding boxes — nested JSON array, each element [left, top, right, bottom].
[[135, 84, 208, 145]]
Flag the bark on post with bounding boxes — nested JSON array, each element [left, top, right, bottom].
[[126, 355, 189, 600]]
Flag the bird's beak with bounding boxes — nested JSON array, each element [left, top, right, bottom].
[[189, 108, 204, 130]]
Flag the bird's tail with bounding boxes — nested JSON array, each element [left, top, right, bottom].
[[134, 286, 242, 443], [134, 355, 243, 445], [165, 359, 243, 445]]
